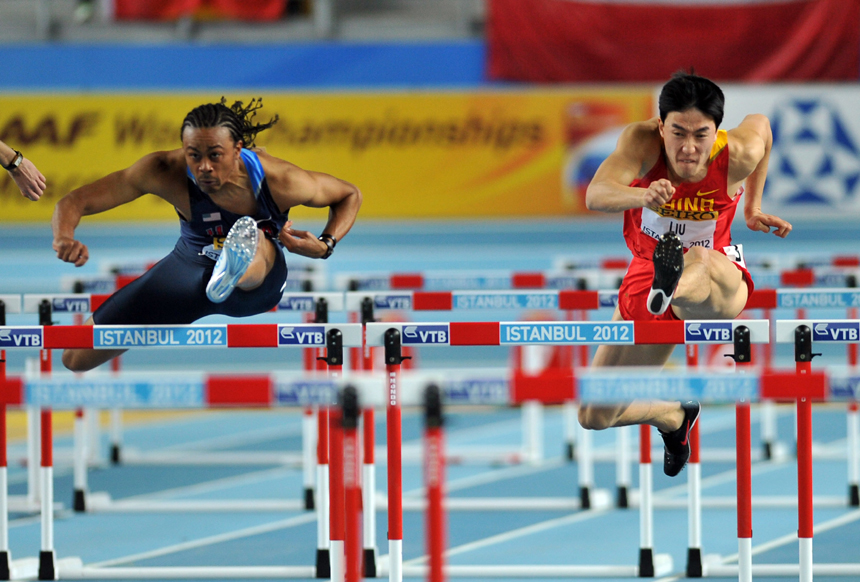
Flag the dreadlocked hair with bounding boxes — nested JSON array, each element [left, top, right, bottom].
[[180, 97, 279, 147]]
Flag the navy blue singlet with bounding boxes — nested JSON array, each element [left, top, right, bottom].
[[93, 150, 289, 325]]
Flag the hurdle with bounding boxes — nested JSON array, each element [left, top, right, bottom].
[[366, 318, 771, 580], [20, 292, 347, 514], [1, 321, 363, 580], [414, 356, 858, 580]]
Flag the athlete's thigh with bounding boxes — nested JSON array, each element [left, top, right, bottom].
[[590, 306, 675, 367], [674, 249, 747, 320], [93, 252, 213, 325]]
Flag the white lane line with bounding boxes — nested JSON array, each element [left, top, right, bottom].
[[88, 513, 317, 568], [402, 507, 616, 566], [113, 466, 296, 501]]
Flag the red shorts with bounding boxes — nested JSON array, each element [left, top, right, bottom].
[[617, 246, 755, 322]]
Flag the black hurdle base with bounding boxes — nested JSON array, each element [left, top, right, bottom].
[[315, 548, 330, 579], [686, 547, 703, 577], [38, 550, 55, 581], [73, 489, 86, 512], [579, 486, 591, 510], [304, 487, 315, 511], [638, 548, 654, 577], [850, 484, 859, 507], [639, 548, 654, 578], [762, 441, 773, 461], [0, 550, 10, 580], [363, 548, 377, 578], [616, 486, 629, 509], [110, 444, 121, 465], [565, 442, 575, 462]]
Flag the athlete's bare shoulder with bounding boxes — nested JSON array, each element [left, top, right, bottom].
[[124, 149, 190, 209], [726, 114, 771, 184], [614, 118, 663, 177]]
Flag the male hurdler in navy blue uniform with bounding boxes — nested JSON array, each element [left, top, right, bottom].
[[52, 99, 362, 372]]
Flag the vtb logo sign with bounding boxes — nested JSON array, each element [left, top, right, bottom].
[[52, 297, 90, 312], [685, 322, 732, 343], [278, 326, 325, 345], [0, 328, 42, 347], [813, 322, 859, 342], [402, 325, 448, 344]]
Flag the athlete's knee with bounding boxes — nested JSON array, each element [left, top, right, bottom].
[[62, 349, 97, 373], [578, 405, 616, 431], [683, 246, 710, 270]]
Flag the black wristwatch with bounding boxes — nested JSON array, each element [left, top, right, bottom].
[[318, 233, 337, 259], [2, 150, 23, 171]]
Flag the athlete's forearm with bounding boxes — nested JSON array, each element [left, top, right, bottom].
[[320, 186, 362, 240], [51, 192, 86, 242], [742, 130, 772, 219], [585, 182, 648, 213]]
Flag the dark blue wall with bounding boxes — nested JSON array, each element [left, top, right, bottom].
[[0, 41, 487, 89]]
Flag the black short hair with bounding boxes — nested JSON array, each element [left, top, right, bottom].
[[181, 97, 279, 147], [658, 71, 725, 129]]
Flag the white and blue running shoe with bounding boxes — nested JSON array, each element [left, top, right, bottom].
[[206, 216, 258, 304]]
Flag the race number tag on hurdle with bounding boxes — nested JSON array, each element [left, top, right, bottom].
[[500, 321, 633, 344], [0, 327, 43, 348], [93, 325, 228, 348]]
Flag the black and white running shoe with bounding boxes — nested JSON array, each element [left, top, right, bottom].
[[647, 231, 684, 315], [659, 401, 701, 477]]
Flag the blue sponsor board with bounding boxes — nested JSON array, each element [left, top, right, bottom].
[[50, 296, 91, 313], [454, 293, 557, 310], [500, 322, 633, 345], [811, 321, 860, 342], [428, 276, 509, 290], [444, 378, 509, 405], [95, 326, 227, 347], [0, 327, 43, 348], [579, 374, 758, 403], [779, 292, 860, 309], [599, 292, 619, 308], [374, 295, 413, 310], [402, 324, 449, 345], [829, 375, 860, 399], [27, 379, 203, 408], [278, 325, 326, 346], [275, 380, 336, 405], [685, 322, 733, 343], [277, 295, 316, 311]]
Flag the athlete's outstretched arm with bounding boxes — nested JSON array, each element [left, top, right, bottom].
[[586, 119, 666, 213], [728, 114, 791, 238], [1, 140, 46, 202], [52, 151, 186, 266], [265, 157, 362, 259]]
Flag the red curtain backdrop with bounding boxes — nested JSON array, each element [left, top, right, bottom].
[[487, 0, 860, 82], [114, 0, 285, 20]]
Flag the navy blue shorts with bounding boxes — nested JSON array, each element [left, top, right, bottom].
[[93, 241, 287, 325]]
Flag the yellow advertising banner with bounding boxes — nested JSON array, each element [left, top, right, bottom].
[[0, 90, 652, 221]]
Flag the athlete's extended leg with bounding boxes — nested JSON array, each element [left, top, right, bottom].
[[62, 315, 127, 372], [578, 307, 701, 477], [206, 217, 277, 303], [671, 246, 748, 320], [578, 307, 679, 431]]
